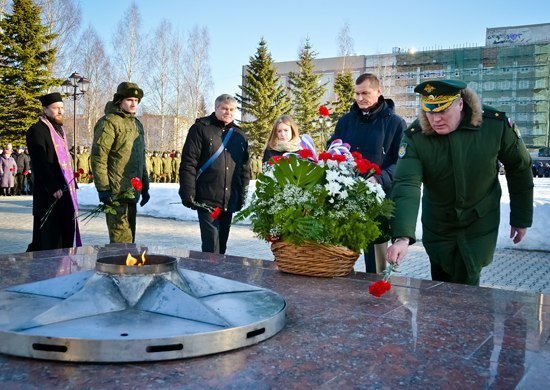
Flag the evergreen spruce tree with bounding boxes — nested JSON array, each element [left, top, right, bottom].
[[0, 0, 58, 145], [288, 39, 326, 145], [331, 70, 355, 122], [237, 38, 291, 155]]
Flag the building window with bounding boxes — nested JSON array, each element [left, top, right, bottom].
[[518, 80, 530, 89], [484, 81, 495, 91], [499, 80, 512, 90]]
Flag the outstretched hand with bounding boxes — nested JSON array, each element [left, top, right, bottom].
[[386, 239, 409, 266]]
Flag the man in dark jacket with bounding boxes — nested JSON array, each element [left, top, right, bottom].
[[91, 82, 150, 243], [14, 145, 31, 195], [386, 80, 533, 285], [26, 92, 81, 250], [179, 94, 250, 254], [328, 73, 406, 273]]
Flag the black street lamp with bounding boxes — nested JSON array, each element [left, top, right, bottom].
[[62, 72, 90, 171]]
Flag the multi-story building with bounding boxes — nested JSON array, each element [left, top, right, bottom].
[[270, 23, 550, 149]]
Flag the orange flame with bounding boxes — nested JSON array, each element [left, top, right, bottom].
[[125, 250, 147, 266]]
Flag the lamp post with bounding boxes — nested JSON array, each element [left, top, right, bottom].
[[62, 72, 90, 172]]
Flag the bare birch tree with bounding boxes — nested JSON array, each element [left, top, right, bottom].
[[337, 22, 355, 71], [71, 26, 114, 146], [143, 19, 172, 148], [111, 1, 144, 82], [183, 26, 212, 121], [37, 0, 81, 77], [168, 28, 189, 150]]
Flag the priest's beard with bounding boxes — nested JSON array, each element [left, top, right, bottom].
[[46, 114, 63, 125]]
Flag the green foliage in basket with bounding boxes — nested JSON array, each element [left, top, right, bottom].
[[235, 151, 394, 253]]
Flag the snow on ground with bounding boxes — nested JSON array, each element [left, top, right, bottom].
[[77, 176, 550, 251]]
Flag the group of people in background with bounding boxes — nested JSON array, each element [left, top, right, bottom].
[[532, 161, 550, 177], [0, 144, 32, 196], [21, 72, 534, 288]]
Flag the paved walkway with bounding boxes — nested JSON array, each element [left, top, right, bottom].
[[1, 195, 549, 294]]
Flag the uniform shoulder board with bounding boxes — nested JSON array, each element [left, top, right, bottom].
[[404, 120, 420, 137], [482, 105, 507, 123]]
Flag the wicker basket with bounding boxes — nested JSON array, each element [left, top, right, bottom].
[[270, 241, 359, 277]]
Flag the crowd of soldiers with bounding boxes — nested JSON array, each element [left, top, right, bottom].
[[74, 147, 184, 184]]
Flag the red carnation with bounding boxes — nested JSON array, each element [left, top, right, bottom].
[[319, 106, 330, 117], [369, 280, 391, 297], [78, 168, 85, 174], [355, 158, 370, 174], [268, 155, 284, 165], [372, 163, 382, 175], [330, 154, 346, 163], [298, 149, 314, 160], [130, 177, 143, 191], [318, 152, 332, 161], [210, 207, 221, 220], [351, 151, 363, 160]]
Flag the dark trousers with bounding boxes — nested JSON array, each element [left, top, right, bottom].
[[28, 194, 75, 251], [364, 243, 376, 273], [197, 209, 232, 254], [430, 260, 480, 286]]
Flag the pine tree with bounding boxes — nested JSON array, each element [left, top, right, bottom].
[[0, 0, 59, 145], [288, 39, 326, 145], [331, 70, 355, 121], [237, 38, 291, 155]]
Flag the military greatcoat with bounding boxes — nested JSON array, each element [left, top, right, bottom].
[[391, 105, 533, 285]]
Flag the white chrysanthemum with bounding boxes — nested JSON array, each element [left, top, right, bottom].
[[339, 190, 349, 199], [325, 181, 341, 196], [366, 181, 386, 202], [339, 175, 354, 187], [325, 169, 341, 182]]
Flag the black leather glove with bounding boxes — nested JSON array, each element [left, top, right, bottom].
[[98, 190, 113, 206], [140, 190, 150, 207], [182, 196, 196, 210]]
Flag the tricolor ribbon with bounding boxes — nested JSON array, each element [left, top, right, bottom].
[[326, 139, 351, 156]]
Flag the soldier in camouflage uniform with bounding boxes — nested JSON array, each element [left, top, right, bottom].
[[161, 152, 172, 183], [150, 151, 162, 183], [91, 82, 150, 243], [386, 80, 533, 285]]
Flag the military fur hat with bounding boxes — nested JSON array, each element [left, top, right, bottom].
[[113, 82, 144, 103]]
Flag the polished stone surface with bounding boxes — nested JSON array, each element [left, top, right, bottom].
[[1, 244, 549, 389]]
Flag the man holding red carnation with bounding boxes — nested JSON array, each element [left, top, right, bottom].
[[26, 93, 82, 250], [327, 73, 406, 273], [179, 94, 250, 254], [91, 82, 150, 243]]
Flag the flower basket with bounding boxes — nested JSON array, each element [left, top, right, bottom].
[[271, 241, 359, 277]]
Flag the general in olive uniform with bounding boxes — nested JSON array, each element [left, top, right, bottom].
[[91, 82, 150, 243], [386, 80, 533, 285]]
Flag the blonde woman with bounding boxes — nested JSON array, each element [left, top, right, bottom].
[[262, 115, 301, 163]]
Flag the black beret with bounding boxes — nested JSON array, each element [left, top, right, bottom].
[[39, 92, 63, 107]]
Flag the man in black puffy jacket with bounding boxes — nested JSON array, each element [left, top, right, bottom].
[[179, 94, 250, 254], [328, 73, 406, 273]]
